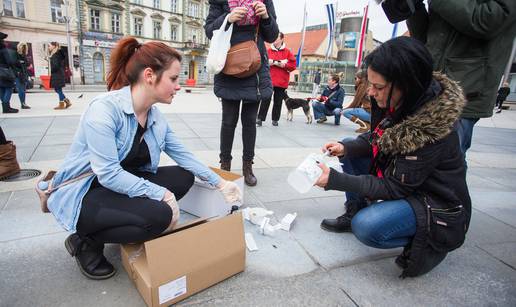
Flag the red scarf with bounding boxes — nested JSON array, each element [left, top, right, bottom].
[[371, 108, 394, 178]]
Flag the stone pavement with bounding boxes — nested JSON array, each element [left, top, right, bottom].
[[1, 89, 515, 307]]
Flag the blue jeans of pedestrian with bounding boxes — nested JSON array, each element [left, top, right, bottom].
[[0, 86, 13, 107], [15, 78, 26, 105], [54, 87, 66, 101], [352, 199, 416, 249], [342, 108, 371, 122], [456, 117, 479, 156], [312, 100, 342, 125]]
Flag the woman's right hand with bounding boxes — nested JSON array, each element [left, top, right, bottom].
[[162, 190, 180, 228], [228, 7, 248, 23], [322, 142, 345, 157]]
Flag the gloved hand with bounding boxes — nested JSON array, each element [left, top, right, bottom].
[[217, 179, 242, 204], [163, 192, 180, 230]]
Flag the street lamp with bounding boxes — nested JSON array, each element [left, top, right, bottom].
[[63, 0, 75, 90]]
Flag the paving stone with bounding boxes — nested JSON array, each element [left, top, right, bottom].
[[177, 137, 210, 151], [30, 144, 71, 162], [178, 268, 355, 307], [39, 133, 75, 146], [468, 167, 516, 188], [0, 191, 11, 210], [47, 116, 80, 135], [0, 117, 51, 137], [470, 191, 516, 228], [201, 137, 243, 150], [465, 172, 514, 192], [265, 197, 401, 270], [329, 246, 516, 307], [9, 135, 42, 148], [464, 208, 516, 247]]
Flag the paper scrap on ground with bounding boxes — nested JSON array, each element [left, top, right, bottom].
[[245, 232, 258, 251], [280, 213, 297, 231]]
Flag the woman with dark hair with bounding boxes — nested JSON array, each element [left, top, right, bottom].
[[40, 37, 241, 280], [48, 42, 71, 110], [205, 0, 279, 186], [316, 37, 471, 277], [14, 42, 31, 109], [342, 70, 370, 133]]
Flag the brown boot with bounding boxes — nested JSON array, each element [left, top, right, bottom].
[[64, 98, 72, 108], [242, 160, 257, 186], [351, 116, 371, 133], [54, 101, 66, 110], [0, 141, 21, 178], [220, 160, 231, 171]]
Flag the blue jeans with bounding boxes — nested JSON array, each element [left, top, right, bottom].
[[456, 118, 479, 156], [312, 100, 342, 125], [0, 86, 13, 107], [352, 199, 416, 249], [15, 78, 26, 105], [54, 87, 66, 101], [342, 108, 371, 122]]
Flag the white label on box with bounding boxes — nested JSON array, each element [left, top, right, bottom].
[[158, 275, 187, 304]]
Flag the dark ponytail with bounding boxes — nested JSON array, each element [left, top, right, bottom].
[[107, 36, 182, 91]]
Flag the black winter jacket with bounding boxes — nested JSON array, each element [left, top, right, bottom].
[[50, 50, 66, 89], [205, 0, 279, 102], [0, 44, 16, 88], [320, 84, 345, 111], [327, 73, 471, 255]]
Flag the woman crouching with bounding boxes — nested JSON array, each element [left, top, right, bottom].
[[315, 37, 471, 277], [43, 37, 241, 280]]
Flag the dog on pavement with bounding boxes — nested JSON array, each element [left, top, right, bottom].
[[284, 91, 313, 124]]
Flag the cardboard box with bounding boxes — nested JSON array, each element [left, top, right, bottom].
[[121, 213, 246, 307], [178, 167, 244, 218]]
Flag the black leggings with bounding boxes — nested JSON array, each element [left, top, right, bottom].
[[220, 99, 259, 162], [76, 166, 194, 244], [257, 87, 286, 122]]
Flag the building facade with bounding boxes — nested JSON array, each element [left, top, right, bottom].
[[0, 0, 81, 85], [76, 0, 210, 85], [127, 0, 210, 85]]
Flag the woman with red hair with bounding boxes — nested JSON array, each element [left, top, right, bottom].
[[41, 37, 241, 280]]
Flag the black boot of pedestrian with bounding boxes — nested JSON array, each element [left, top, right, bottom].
[[320, 200, 367, 233], [21, 103, 31, 109], [65, 234, 116, 280], [2, 104, 19, 113]]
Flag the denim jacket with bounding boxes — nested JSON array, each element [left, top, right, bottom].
[[48, 86, 220, 232]]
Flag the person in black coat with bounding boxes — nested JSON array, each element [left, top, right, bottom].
[[14, 42, 31, 109], [495, 82, 510, 113], [205, 0, 279, 186], [315, 37, 471, 277], [0, 32, 19, 113], [48, 42, 71, 110]]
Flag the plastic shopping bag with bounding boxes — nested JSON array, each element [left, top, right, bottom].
[[206, 14, 233, 74]]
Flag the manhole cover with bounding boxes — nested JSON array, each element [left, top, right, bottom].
[[0, 169, 42, 182]]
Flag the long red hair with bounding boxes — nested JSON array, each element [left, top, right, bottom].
[[107, 36, 182, 91]]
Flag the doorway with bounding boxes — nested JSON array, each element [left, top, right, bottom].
[[93, 52, 105, 83]]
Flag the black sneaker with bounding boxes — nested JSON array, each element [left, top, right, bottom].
[[272, 120, 278, 126], [65, 234, 116, 280], [256, 119, 262, 127]]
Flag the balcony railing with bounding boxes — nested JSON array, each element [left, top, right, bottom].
[[184, 41, 207, 50]]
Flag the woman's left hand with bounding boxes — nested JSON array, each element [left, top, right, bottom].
[[314, 162, 330, 188], [253, 1, 269, 19], [217, 179, 243, 203]]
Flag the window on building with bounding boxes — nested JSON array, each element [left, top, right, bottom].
[[90, 9, 100, 31], [153, 20, 162, 39], [50, 0, 64, 23], [170, 25, 178, 41], [189, 28, 201, 43], [2, 0, 13, 16], [111, 13, 120, 33], [15, 0, 25, 18], [188, 1, 200, 18], [133, 17, 143, 36], [153, 0, 160, 9], [170, 0, 178, 13], [132, 0, 142, 4]]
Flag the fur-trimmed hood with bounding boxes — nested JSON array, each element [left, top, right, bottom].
[[379, 73, 466, 155]]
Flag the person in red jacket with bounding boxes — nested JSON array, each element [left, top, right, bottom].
[[257, 32, 296, 126]]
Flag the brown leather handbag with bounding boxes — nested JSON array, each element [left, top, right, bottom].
[[222, 26, 261, 78]]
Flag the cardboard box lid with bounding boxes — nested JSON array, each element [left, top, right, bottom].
[[143, 212, 245, 287]]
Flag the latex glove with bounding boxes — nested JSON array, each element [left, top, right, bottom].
[[163, 192, 180, 229], [268, 59, 273, 65], [218, 180, 242, 204]]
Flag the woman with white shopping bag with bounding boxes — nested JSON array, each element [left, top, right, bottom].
[[205, 0, 279, 187]]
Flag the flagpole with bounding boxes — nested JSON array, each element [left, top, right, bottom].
[[297, 0, 307, 70], [355, 0, 369, 68]]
